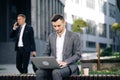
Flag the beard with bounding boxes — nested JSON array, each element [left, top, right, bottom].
[[56, 30, 62, 34]]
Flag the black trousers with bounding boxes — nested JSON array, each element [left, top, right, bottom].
[[16, 47, 30, 74], [31, 61, 38, 73]]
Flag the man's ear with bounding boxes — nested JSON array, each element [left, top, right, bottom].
[[23, 18, 26, 22], [64, 21, 66, 26]]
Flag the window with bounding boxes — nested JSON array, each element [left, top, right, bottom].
[[99, 43, 107, 49], [86, 41, 96, 48], [86, 0, 95, 9], [99, 0, 107, 15], [71, 0, 79, 4], [72, 15, 82, 22], [109, 3, 116, 18], [64, 13, 67, 21], [86, 20, 96, 35], [79, 0, 82, 6], [72, 15, 79, 21], [109, 25, 113, 39], [99, 23, 107, 37], [71, 0, 74, 2], [75, 0, 79, 4]]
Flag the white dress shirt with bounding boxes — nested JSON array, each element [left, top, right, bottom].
[[56, 29, 66, 61], [18, 23, 26, 47]]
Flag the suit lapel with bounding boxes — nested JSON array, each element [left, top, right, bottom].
[[52, 33, 57, 57], [17, 26, 21, 38], [23, 24, 27, 34], [62, 31, 69, 55]]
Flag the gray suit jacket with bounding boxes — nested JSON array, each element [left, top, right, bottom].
[[44, 30, 81, 75]]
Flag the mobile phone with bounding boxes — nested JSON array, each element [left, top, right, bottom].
[[16, 22, 19, 26]]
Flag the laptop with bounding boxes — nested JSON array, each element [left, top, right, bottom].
[[31, 56, 60, 69]]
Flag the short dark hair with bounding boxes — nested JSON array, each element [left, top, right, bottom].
[[17, 14, 26, 19], [51, 14, 64, 22]]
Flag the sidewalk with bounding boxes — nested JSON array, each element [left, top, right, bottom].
[[0, 64, 35, 75]]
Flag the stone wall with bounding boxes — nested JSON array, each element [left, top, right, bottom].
[[92, 63, 120, 71], [81, 59, 120, 71]]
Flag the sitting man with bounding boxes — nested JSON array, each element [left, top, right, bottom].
[[36, 14, 82, 80]]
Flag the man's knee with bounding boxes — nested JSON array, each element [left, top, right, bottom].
[[36, 70, 42, 76], [52, 69, 60, 76], [36, 70, 44, 80], [36, 69, 48, 77]]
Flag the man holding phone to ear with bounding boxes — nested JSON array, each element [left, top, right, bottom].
[[10, 14, 36, 74]]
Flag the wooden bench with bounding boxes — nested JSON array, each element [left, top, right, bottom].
[[0, 74, 120, 80]]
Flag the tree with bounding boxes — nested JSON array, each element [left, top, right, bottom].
[[72, 18, 88, 33], [72, 18, 88, 52], [112, 22, 120, 35], [111, 22, 120, 52]]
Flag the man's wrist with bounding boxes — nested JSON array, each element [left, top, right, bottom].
[[13, 27, 16, 30]]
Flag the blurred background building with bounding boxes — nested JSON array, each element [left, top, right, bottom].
[[64, 0, 120, 54]]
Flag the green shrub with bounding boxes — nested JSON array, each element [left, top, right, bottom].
[[90, 69, 120, 75], [112, 52, 120, 59], [100, 47, 112, 56]]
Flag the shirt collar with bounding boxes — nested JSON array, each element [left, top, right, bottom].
[[21, 23, 26, 27]]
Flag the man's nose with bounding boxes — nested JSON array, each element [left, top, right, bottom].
[[55, 27, 59, 30]]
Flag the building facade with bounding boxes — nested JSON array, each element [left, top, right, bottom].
[[64, 0, 120, 53], [31, 0, 64, 41]]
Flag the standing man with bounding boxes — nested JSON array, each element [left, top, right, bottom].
[[36, 14, 81, 80], [10, 14, 36, 74]]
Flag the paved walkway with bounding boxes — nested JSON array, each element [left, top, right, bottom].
[[0, 64, 35, 75]]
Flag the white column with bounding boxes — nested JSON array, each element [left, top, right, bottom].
[[37, 0, 41, 39], [31, 0, 37, 38]]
